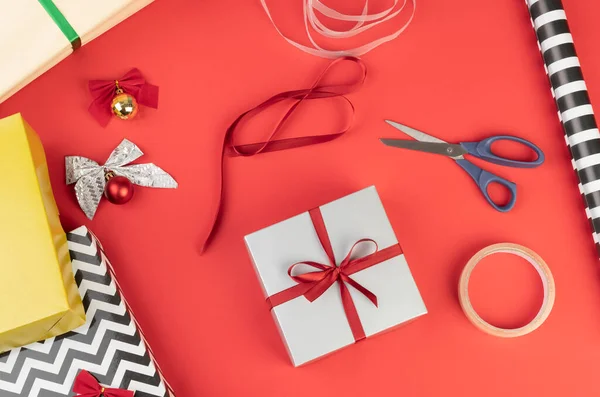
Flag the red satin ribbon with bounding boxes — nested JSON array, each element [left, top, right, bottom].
[[88, 68, 159, 127], [267, 207, 403, 341], [200, 56, 366, 252], [73, 370, 133, 397]]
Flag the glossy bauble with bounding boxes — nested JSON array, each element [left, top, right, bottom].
[[111, 92, 138, 120], [104, 176, 134, 204]]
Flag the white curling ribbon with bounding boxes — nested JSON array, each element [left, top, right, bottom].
[[260, 0, 416, 58]]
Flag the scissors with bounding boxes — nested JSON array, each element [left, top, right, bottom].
[[380, 120, 545, 212]]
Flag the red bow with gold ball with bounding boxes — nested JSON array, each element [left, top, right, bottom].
[[88, 68, 159, 126]]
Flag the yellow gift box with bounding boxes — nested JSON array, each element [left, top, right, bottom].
[[0, 113, 85, 353]]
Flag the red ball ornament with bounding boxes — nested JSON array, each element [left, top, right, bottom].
[[104, 175, 134, 204]]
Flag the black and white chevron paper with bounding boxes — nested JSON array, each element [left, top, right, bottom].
[[526, 0, 600, 255], [0, 226, 174, 397]]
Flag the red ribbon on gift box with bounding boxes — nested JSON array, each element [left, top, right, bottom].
[[88, 68, 159, 127], [266, 207, 403, 341], [73, 370, 133, 397]]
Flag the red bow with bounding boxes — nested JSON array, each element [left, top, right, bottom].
[[88, 68, 159, 127], [267, 207, 403, 341], [73, 370, 134, 397]]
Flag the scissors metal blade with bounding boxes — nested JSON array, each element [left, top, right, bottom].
[[380, 139, 467, 159], [384, 120, 447, 144]]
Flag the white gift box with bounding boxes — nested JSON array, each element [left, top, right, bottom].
[[0, 0, 153, 103], [245, 186, 427, 366]]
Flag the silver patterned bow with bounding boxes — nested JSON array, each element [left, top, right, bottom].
[[66, 139, 178, 219]]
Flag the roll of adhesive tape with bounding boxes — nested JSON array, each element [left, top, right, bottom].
[[458, 243, 555, 337]]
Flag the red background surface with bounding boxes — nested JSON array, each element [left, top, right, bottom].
[[2, 0, 600, 395]]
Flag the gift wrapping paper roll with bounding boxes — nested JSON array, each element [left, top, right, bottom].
[[526, 0, 600, 256]]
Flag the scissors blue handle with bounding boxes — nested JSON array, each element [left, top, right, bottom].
[[381, 121, 546, 212], [456, 136, 544, 212], [459, 135, 545, 168], [455, 159, 517, 212]]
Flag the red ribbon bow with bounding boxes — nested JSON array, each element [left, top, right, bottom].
[[88, 68, 159, 127], [267, 207, 403, 341], [73, 370, 134, 397]]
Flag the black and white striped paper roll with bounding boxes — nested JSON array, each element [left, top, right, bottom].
[[526, 0, 600, 255]]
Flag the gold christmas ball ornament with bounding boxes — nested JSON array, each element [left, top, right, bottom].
[[111, 82, 138, 120]]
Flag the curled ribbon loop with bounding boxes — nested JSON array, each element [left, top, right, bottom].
[[201, 56, 366, 252], [88, 68, 159, 126], [267, 207, 403, 342], [261, 0, 416, 58], [73, 370, 133, 397]]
